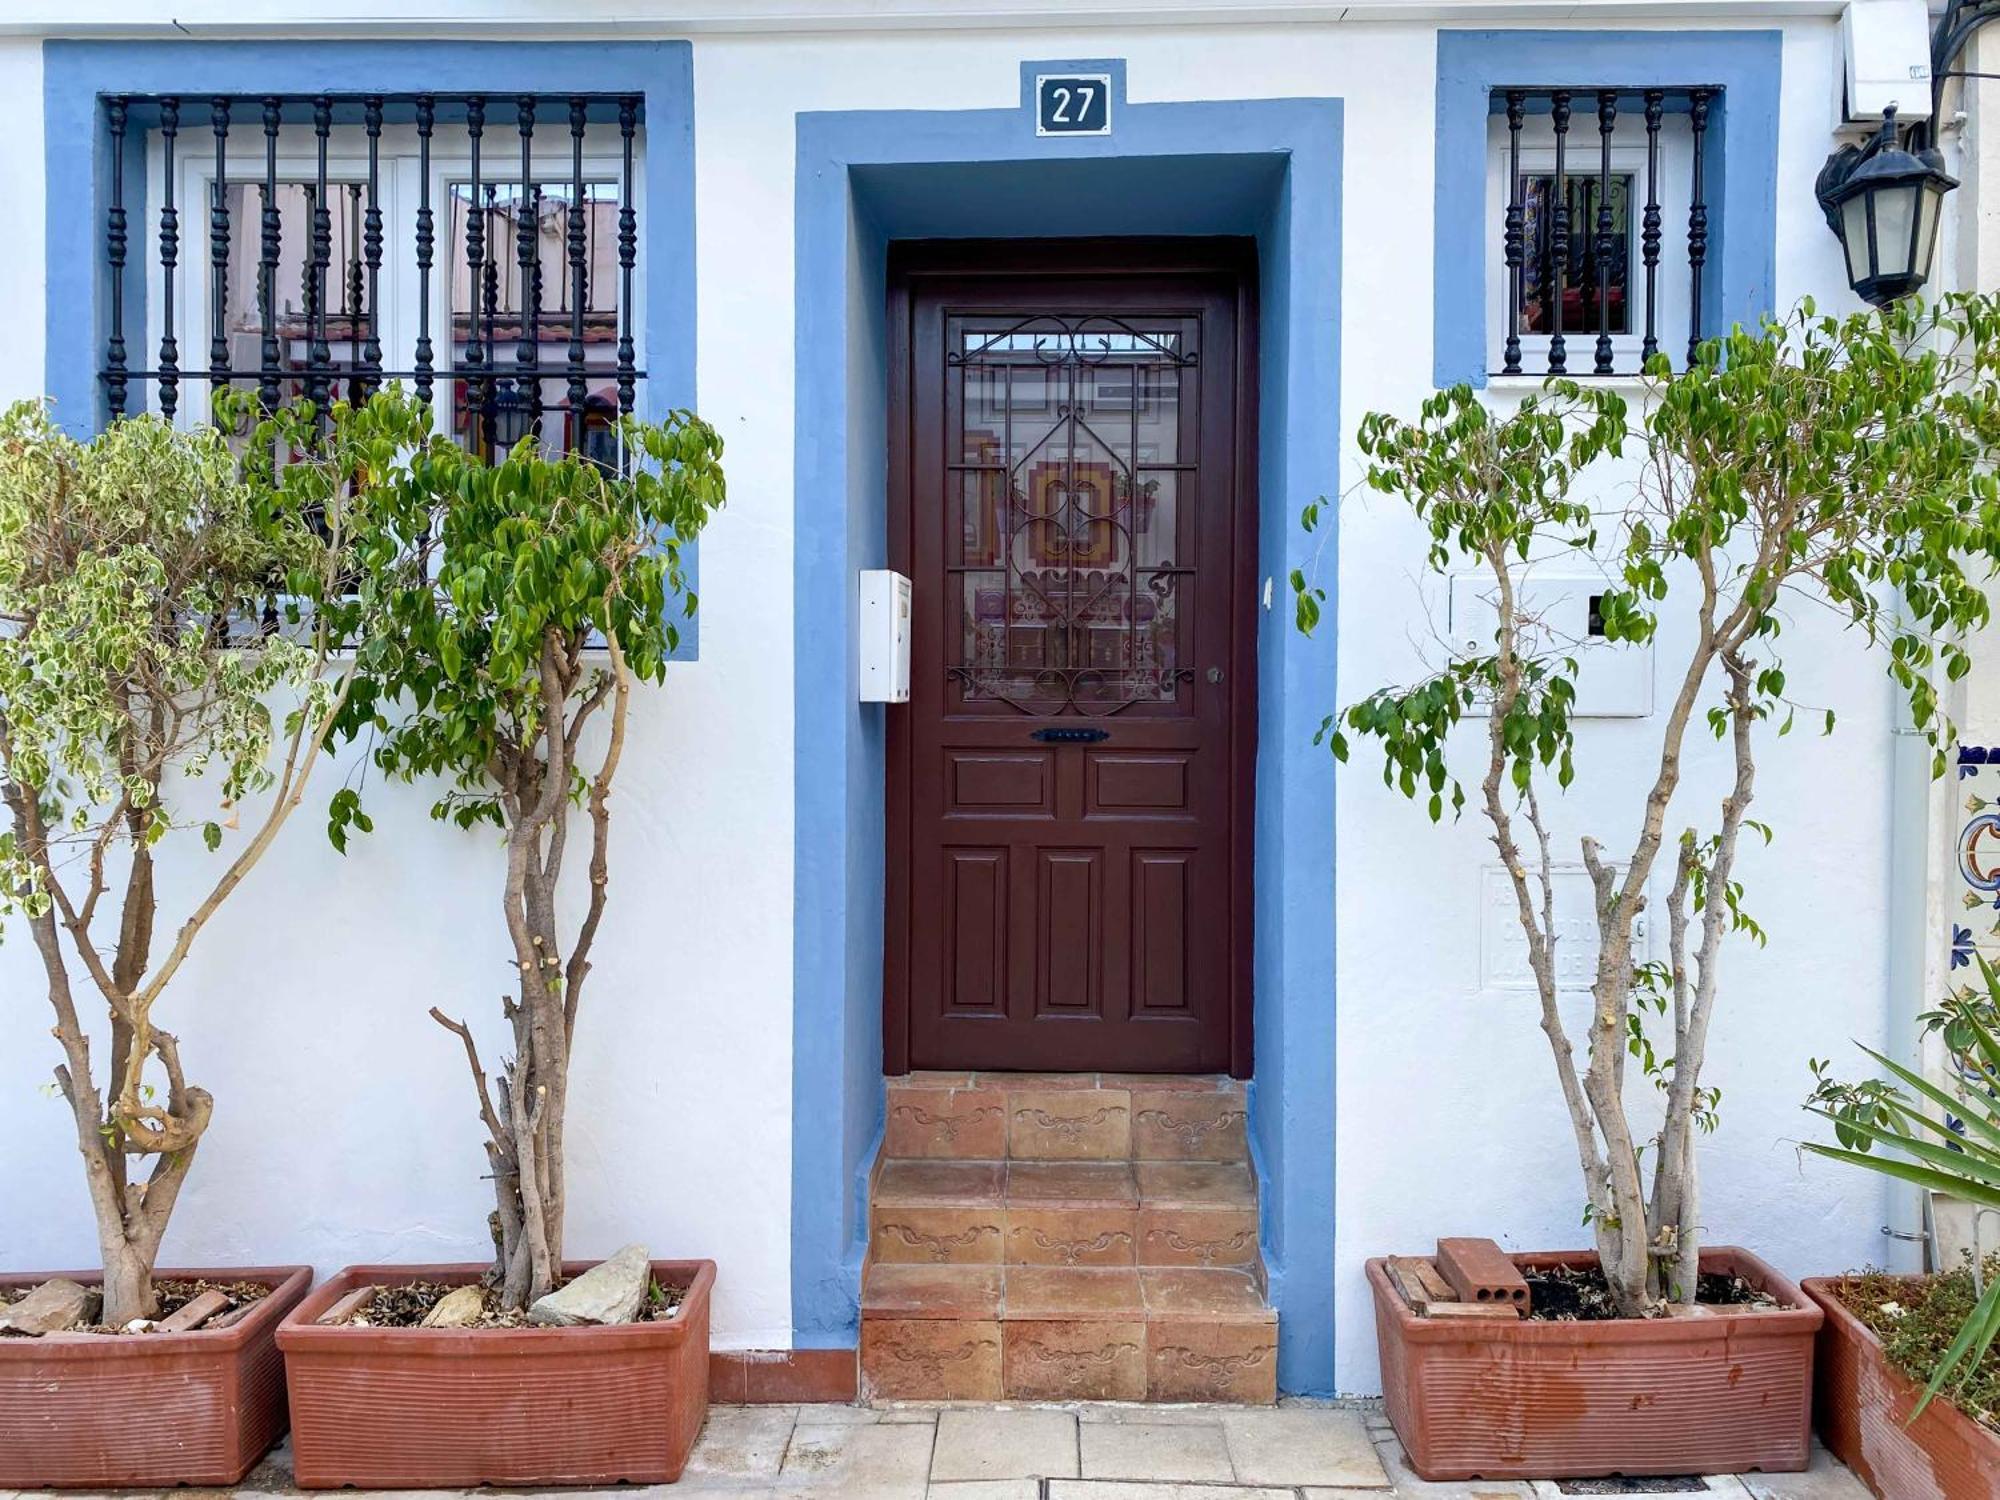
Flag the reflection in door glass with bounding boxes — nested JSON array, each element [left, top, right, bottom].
[[949, 315, 1194, 714]]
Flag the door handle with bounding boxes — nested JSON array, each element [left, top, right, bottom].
[[1031, 726, 1110, 744]]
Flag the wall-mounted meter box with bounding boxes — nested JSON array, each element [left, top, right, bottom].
[[858, 570, 912, 703], [1449, 572, 1653, 719], [1842, 0, 1934, 122]]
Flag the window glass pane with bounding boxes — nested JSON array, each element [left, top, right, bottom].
[[220, 180, 368, 400], [1519, 171, 1632, 336], [446, 178, 622, 459]]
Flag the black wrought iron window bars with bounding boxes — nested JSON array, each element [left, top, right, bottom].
[[1495, 85, 1716, 378], [99, 92, 645, 459]]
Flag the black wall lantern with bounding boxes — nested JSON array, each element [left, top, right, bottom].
[[1816, 105, 1958, 306], [1811, 0, 2000, 306]]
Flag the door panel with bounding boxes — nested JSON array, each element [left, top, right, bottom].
[[887, 242, 1257, 1076]]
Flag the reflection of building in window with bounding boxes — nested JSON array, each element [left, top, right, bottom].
[[446, 181, 624, 460], [1520, 172, 1631, 337], [949, 319, 1193, 713]]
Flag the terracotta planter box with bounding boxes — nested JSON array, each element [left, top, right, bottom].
[[1368, 1246, 1820, 1481], [278, 1258, 714, 1489], [1803, 1275, 2000, 1499], [0, 1263, 312, 1488]]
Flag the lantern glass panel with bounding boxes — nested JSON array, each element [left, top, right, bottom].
[[1840, 195, 1873, 285], [1915, 181, 1943, 283], [1872, 182, 1920, 278]]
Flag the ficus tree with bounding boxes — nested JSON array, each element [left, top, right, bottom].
[[1295, 296, 2000, 1318], [0, 397, 377, 1326], [315, 391, 726, 1310]]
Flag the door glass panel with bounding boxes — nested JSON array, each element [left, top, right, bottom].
[[947, 314, 1195, 716]]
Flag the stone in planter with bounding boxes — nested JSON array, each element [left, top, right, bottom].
[[527, 1242, 649, 1325], [1368, 1245, 1820, 1481], [278, 1257, 714, 1488], [0, 1277, 99, 1334], [0, 1265, 312, 1488], [420, 1284, 487, 1328], [1804, 1275, 2000, 1499]]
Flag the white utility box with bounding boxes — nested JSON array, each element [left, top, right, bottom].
[[1842, 0, 1934, 122], [858, 570, 912, 703], [1448, 571, 1653, 719]]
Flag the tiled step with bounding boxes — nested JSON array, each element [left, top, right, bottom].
[[862, 1072, 1274, 1403], [869, 1158, 1260, 1270], [885, 1072, 1248, 1163], [858, 1263, 1276, 1402]]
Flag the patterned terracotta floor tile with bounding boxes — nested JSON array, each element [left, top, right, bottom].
[[1138, 1205, 1261, 1268], [1007, 1088, 1134, 1160], [1145, 1319, 1279, 1402], [885, 1086, 1009, 1158], [860, 1317, 1002, 1401], [1005, 1206, 1140, 1267], [1130, 1091, 1250, 1160], [870, 1204, 1005, 1266], [1002, 1319, 1147, 1401]]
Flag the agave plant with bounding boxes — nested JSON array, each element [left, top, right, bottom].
[[1806, 954, 2000, 1413]]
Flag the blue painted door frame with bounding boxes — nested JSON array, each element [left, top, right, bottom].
[[791, 61, 1342, 1394]]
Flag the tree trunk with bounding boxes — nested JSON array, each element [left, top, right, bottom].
[[98, 1232, 156, 1328]]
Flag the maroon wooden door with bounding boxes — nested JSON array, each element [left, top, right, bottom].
[[886, 242, 1258, 1076]]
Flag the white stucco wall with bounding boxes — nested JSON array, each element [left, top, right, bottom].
[[0, 4, 1937, 1391]]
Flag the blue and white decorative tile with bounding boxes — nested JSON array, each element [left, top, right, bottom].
[[1955, 745, 2000, 982]]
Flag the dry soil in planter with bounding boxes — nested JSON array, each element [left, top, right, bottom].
[[1804, 1270, 2000, 1500], [0, 1264, 312, 1488]]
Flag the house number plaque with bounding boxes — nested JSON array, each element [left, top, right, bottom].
[[1035, 74, 1112, 136]]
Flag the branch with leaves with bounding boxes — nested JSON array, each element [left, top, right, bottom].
[[314, 392, 727, 1310], [1297, 295, 2000, 1317], [0, 396, 374, 1325]]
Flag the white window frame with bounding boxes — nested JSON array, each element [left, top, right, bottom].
[[1484, 109, 1696, 378]]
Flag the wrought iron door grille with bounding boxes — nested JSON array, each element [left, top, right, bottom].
[[98, 92, 645, 458], [945, 314, 1198, 718], [1494, 85, 1718, 377]]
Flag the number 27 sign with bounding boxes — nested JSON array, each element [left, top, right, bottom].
[[1035, 74, 1112, 137]]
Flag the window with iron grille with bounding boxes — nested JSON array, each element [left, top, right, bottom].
[[1484, 87, 1718, 379], [101, 93, 646, 461]]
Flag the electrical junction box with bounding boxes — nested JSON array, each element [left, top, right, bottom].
[[1843, 0, 1934, 122], [858, 570, 912, 704], [1448, 571, 1653, 719]]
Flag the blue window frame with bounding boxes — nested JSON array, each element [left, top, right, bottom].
[[40, 37, 698, 649], [1433, 29, 1782, 388]]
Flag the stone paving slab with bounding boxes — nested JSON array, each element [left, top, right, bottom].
[[930, 1408, 1080, 1482], [1220, 1407, 1391, 1489], [782, 1420, 938, 1493], [1080, 1421, 1237, 1484]]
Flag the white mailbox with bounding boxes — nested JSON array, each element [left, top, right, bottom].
[[858, 570, 912, 703], [1448, 571, 1653, 719]]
